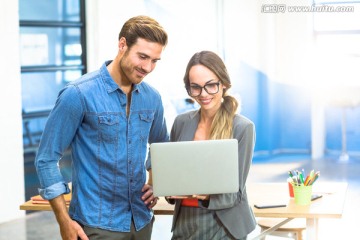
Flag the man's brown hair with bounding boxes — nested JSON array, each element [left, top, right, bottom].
[[119, 15, 168, 48]]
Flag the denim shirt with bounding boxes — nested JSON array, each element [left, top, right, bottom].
[[35, 61, 169, 232]]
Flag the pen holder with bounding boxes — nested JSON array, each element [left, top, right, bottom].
[[287, 180, 294, 198], [293, 185, 312, 205]]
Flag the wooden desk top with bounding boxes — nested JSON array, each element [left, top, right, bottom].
[[20, 197, 175, 215], [248, 182, 348, 219], [20, 182, 348, 219]]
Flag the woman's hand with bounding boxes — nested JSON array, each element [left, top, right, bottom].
[[167, 195, 192, 199], [192, 194, 209, 200], [167, 195, 209, 200]]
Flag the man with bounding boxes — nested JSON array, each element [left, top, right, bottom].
[[35, 15, 169, 240]]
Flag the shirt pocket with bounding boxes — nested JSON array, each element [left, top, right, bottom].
[[139, 112, 155, 139], [98, 114, 120, 143]]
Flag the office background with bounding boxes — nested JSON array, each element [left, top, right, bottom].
[[1, 0, 360, 226]]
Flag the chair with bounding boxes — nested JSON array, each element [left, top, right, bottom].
[[257, 217, 306, 240]]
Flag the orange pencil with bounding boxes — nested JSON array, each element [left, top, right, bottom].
[[304, 176, 310, 186]]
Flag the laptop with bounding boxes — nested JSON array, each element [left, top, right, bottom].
[[150, 139, 239, 197]]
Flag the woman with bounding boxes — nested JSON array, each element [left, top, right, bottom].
[[168, 51, 256, 239]]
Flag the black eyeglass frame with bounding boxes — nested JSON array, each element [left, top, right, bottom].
[[186, 81, 221, 97]]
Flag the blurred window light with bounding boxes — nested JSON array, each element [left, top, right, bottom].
[[313, 1, 360, 31], [65, 43, 82, 56], [313, 1, 360, 87], [315, 34, 360, 56]]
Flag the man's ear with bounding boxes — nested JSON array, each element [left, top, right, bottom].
[[118, 37, 127, 50]]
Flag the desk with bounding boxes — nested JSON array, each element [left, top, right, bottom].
[[20, 197, 174, 215], [20, 182, 347, 239], [248, 182, 348, 240]]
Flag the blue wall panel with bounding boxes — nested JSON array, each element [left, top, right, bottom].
[[326, 106, 360, 153], [234, 62, 312, 154], [237, 61, 360, 156]]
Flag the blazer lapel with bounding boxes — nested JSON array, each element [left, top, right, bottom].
[[178, 110, 200, 141]]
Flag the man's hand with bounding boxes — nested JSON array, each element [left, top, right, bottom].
[[142, 169, 158, 209], [142, 184, 158, 209], [59, 219, 88, 240], [49, 195, 89, 240]]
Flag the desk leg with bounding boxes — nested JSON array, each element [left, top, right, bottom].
[[306, 218, 319, 240]]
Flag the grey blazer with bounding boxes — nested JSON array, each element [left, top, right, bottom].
[[169, 110, 256, 239]]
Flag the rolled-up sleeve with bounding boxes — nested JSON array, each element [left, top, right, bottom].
[[35, 85, 84, 200]]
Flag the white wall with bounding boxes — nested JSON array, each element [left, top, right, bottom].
[[88, 0, 315, 97], [0, 1, 25, 223], [221, 0, 314, 86], [85, 0, 220, 99]]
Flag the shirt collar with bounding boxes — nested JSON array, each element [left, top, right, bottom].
[[100, 60, 141, 94]]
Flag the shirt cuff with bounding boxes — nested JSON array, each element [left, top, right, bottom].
[[38, 182, 71, 200]]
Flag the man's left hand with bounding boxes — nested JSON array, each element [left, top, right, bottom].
[[141, 184, 158, 209]]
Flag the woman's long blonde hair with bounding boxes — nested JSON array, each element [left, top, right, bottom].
[[183, 51, 239, 139]]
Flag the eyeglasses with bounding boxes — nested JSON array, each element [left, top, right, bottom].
[[186, 81, 221, 97]]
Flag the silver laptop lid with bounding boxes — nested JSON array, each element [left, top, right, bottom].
[[150, 139, 239, 197]]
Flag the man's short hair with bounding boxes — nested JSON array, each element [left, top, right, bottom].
[[119, 15, 168, 48]]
